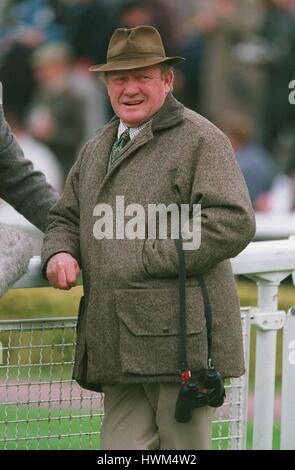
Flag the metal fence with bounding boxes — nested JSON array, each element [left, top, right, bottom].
[[0, 310, 251, 450], [0, 317, 102, 450], [211, 308, 251, 450]]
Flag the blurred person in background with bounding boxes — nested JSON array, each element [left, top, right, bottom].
[[70, 57, 108, 139], [192, 0, 265, 120], [256, 0, 295, 164], [0, 0, 68, 44], [4, 106, 63, 191], [63, 0, 115, 120], [64, 0, 114, 66], [0, 83, 59, 232], [0, 40, 36, 124], [217, 112, 278, 210], [0, 105, 63, 252], [27, 41, 86, 183]]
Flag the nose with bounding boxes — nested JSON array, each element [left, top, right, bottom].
[[123, 78, 140, 96]]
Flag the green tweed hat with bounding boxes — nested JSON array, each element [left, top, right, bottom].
[[89, 25, 185, 72]]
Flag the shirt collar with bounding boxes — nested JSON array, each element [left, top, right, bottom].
[[118, 119, 152, 140]]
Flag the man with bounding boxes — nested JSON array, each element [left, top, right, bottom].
[[41, 26, 255, 450]]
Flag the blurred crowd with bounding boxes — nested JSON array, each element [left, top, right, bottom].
[[1, 0, 295, 213]]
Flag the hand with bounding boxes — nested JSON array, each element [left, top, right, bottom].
[[46, 252, 80, 290]]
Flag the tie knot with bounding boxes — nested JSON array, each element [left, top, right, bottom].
[[119, 128, 130, 144]]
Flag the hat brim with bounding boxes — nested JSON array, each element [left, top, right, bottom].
[[88, 56, 185, 72]]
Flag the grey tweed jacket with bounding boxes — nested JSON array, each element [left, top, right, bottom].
[[42, 93, 256, 391], [0, 105, 59, 232]]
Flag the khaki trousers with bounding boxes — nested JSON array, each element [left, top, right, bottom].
[[100, 383, 213, 450]]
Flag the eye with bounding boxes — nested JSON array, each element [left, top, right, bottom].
[[138, 75, 150, 82], [111, 75, 126, 84]]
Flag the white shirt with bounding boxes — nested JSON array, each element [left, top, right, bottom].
[[118, 119, 152, 140]]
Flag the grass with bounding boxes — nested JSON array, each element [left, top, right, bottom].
[[1, 278, 294, 320], [0, 405, 101, 450], [1, 278, 294, 319], [2, 278, 295, 319], [0, 285, 83, 320], [0, 405, 280, 450]]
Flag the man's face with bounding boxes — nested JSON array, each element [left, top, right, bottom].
[[106, 65, 173, 127]]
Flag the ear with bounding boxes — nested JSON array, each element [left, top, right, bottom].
[[164, 70, 174, 94]]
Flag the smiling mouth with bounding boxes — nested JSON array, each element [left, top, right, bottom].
[[123, 101, 144, 107]]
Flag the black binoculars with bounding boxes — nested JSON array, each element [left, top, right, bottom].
[[175, 368, 226, 423]]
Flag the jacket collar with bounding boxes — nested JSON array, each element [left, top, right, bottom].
[[152, 92, 184, 131], [92, 93, 184, 193]]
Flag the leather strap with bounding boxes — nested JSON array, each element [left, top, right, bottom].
[[175, 237, 188, 374], [175, 235, 214, 375]]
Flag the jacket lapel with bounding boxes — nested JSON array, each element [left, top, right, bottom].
[[94, 93, 184, 198], [92, 121, 118, 187]]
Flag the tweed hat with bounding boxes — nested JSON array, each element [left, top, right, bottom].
[[89, 25, 185, 72]]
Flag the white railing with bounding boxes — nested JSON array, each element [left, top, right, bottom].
[[231, 238, 295, 450], [4, 237, 295, 450]]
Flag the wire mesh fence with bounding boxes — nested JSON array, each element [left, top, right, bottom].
[[0, 317, 102, 450], [211, 309, 251, 450], [0, 310, 251, 450]]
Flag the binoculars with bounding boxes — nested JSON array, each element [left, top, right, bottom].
[[175, 368, 225, 423]]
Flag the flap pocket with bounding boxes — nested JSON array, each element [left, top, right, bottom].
[[115, 287, 208, 376]]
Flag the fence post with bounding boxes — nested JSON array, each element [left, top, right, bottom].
[[280, 307, 295, 449], [250, 279, 285, 450]]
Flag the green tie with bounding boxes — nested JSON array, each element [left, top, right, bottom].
[[108, 128, 130, 171]]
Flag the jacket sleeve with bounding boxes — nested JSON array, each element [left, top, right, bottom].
[[41, 142, 89, 275], [142, 127, 256, 278], [0, 105, 59, 232]]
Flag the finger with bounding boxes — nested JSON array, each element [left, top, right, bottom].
[[47, 269, 60, 289], [66, 262, 79, 285], [57, 267, 71, 290]]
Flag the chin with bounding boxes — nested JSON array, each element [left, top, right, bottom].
[[124, 116, 146, 127]]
